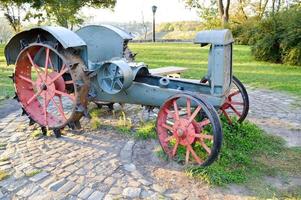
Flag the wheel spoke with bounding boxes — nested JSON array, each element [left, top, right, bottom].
[[161, 123, 174, 132], [51, 97, 67, 121], [114, 66, 119, 76], [44, 94, 48, 126], [230, 101, 244, 106], [221, 109, 232, 124], [116, 79, 123, 89], [229, 90, 240, 98], [26, 89, 42, 105], [198, 119, 210, 128], [48, 64, 68, 85], [199, 139, 211, 154], [26, 52, 43, 81], [186, 98, 191, 117], [173, 100, 180, 120], [54, 90, 75, 101], [58, 96, 64, 112], [18, 75, 35, 85], [187, 144, 202, 164], [48, 52, 54, 69], [110, 80, 116, 90], [185, 148, 190, 165], [187, 105, 201, 125], [44, 47, 50, 82], [194, 133, 213, 140], [229, 105, 242, 117]]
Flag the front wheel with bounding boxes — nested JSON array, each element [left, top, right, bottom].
[[220, 76, 249, 124], [156, 92, 222, 166]]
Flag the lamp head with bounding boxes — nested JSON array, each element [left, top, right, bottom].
[[152, 5, 157, 14]]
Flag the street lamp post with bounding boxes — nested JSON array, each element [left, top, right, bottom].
[[152, 5, 157, 42]]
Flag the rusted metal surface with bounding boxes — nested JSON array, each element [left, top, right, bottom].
[[13, 43, 89, 130]]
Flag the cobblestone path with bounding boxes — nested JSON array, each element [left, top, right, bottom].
[[0, 87, 300, 199], [247, 87, 301, 147]]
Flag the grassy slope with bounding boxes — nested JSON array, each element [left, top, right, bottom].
[[129, 43, 301, 96]]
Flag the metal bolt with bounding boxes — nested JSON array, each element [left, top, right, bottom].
[[178, 129, 184, 137]]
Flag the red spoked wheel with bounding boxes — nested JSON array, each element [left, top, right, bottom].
[[220, 76, 249, 124], [14, 43, 89, 131], [156, 93, 222, 166]]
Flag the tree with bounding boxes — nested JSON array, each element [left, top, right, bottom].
[[0, 0, 117, 30], [0, 0, 25, 32], [0, 17, 13, 42], [183, 0, 229, 27], [35, 0, 116, 29], [217, 0, 231, 26]]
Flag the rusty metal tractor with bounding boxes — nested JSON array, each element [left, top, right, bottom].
[[4, 25, 249, 166]]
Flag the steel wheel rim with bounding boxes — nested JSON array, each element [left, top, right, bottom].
[[221, 76, 249, 124], [14, 44, 77, 129], [156, 94, 218, 166]]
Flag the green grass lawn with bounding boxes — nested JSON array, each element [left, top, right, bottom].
[[129, 43, 301, 96], [0, 44, 14, 99], [1, 43, 301, 100]]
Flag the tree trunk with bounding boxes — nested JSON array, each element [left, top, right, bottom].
[[224, 0, 230, 24], [218, 0, 230, 27], [272, 0, 276, 14], [239, 0, 248, 20], [217, 0, 225, 22]]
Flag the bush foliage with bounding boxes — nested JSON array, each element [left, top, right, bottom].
[[232, 5, 301, 65]]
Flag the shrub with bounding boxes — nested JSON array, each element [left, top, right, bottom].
[[231, 18, 258, 45], [250, 5, 301, 65], [231, 5, 301, 66]]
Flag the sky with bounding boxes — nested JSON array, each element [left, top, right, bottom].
[[84, 0, 200, 23]]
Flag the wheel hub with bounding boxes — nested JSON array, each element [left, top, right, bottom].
[[174, 118, 196, 146], [41, 83, 47, 91]]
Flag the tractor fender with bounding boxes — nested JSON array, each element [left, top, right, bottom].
[[5, 26, 87, 65]]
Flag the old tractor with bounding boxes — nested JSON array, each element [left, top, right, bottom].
[[4, 25, 249, 166]]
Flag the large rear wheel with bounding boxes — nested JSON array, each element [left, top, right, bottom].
[[14, 43, 89, 130]]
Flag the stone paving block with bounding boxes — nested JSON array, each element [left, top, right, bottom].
[[122, 187, 141, 198], [68, 184, 84, 196], [48, 179, 67, 191], [88, 191, 105, 200], [40, 175, 57, 188], [58, 181, 76, 193], [0, 191, 4, 199], [120, 140, 135, 163], [78, 187, 94, 199], [0, 161, 10, 166], [6, 178, 28, 192], [29, 171, 49, 182], [16, 183, 40, 198], [123, 163, 136, 172], [108, 187, 123, 195]]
